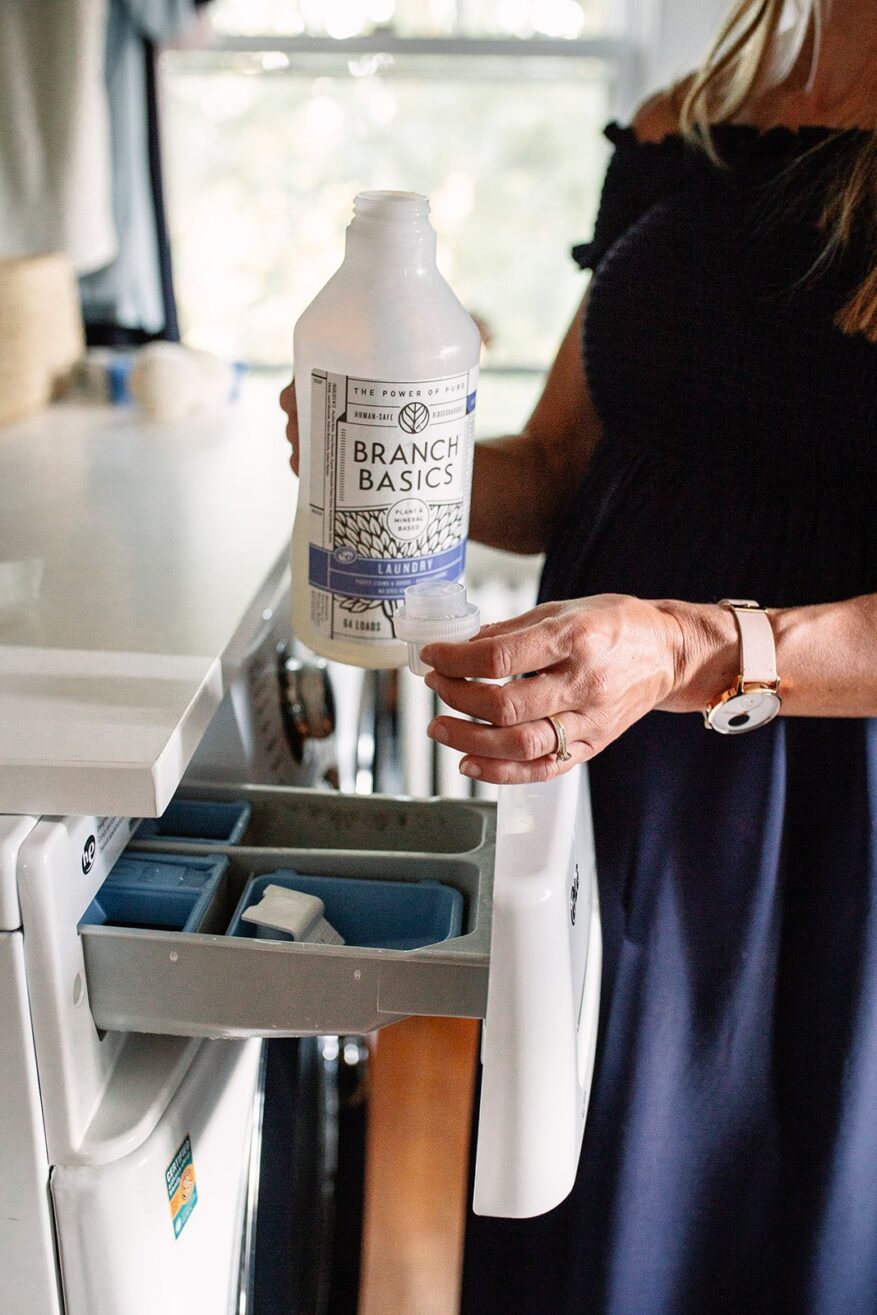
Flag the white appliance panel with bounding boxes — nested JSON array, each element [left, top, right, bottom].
[[52, 1038, 261, 1315], [474, 767, 602, 1217], [0, 814, 36, 930], [0, 931, 63, 1315], [18, 814, 201, 1166]]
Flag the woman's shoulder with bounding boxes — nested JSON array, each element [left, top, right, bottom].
[[628, 85, 690, 144], [598, 83, 701, 162], [621, 82, 870, 155], [598, 84, 701, 176], [571, 86, 696, 273]]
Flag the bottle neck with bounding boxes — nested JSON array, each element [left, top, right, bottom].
[[344, 191, 437, 272]]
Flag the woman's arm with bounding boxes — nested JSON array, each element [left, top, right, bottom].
[[418, 592, 877, 785], [656, 595, 877, 718], [468, 291, 602, 554], [279, 291, 602, 555], [763, 596, 877, 716]]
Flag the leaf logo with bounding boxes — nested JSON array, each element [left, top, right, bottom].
[[398, 402, 430, 434]]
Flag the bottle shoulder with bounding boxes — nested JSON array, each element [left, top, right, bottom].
[[298, 261, 475, 316], [294, 266, 480, 377]]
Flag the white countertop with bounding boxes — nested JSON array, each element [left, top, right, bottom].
[[0, 377, 294, 817]]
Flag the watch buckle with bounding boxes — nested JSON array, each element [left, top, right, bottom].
[[741, 678, 782, 696]]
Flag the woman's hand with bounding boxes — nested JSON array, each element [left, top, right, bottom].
[[421, 594, 739, 785], [279, 380, 299, 475]]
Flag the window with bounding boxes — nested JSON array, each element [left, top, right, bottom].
[[162, 0, 639, 432]]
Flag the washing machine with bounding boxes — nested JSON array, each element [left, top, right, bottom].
[[0, 384, 601, 1315]]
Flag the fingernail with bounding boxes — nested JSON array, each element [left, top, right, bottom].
[[420, 646, 434, 666], [460, 760, 481, 778], [428, 720, 449, 744]]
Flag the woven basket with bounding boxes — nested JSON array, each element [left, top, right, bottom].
[[0, 252, 85, 426]]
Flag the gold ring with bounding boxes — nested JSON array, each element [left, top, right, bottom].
[[547, 714, 572, 763]]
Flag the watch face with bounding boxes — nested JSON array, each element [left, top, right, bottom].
[[708, 690, 781, 735]]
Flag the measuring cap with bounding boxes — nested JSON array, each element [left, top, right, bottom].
[[394, 581, 481, 676]]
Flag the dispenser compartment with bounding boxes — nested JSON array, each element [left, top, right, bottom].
[[227, 869, 464, 950], [80, 788, 495, 1040], [130, 784, 487, 854], [79, 854, 228, 935], [133, 799, 252, 846]]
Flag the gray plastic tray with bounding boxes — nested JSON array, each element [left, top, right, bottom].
[[134, 781, 488, 853], [80, 787, 495, 1039]]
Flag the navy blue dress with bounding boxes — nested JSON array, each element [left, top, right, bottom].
[[461, 124, 877, 1315]]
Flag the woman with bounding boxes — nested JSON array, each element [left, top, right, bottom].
[[282, 1, 876, 1309]]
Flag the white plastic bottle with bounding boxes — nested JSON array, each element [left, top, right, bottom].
[[291, 190, 481, 668]]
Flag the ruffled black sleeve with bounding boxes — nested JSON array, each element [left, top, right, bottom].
[[572, 122, 693, 271]]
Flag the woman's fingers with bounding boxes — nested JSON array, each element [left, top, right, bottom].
[[428, 707, 597, 785], [459, 740, 590, 786], [279, 380, 295, 412], [420, 615, 568, 680], [279, 379, 299, 474], [428, 711, 590, 762], [418, 594, 686, 781], [425, 669, 558, 726]]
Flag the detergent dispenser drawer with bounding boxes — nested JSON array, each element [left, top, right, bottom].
[[131, 781, 488, 853], [79, 788, 494, 1039]]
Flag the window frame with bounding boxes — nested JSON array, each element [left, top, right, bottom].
[[161, 11, 650, 377], [198, 25, 643, 117]]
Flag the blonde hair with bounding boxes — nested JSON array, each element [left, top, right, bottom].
[[678, 0, 877, 340]]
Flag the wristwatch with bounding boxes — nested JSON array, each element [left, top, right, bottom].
[[703, 599, 782, 734]]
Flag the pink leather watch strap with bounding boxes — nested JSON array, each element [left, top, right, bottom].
[[719, 600, 778, 687]]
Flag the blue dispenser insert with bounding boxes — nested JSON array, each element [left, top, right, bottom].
[[134, 798, 252, 846], [80, 853, 228, 933], [228, 869, 464, 951]]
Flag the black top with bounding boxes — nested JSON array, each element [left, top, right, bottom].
[[584, 122, 875, 471], [576, 122, 875, 479], [538, 121, 876, 611], [463, 125, 877, 1315]]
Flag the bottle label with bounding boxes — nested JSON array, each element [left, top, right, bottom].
[[307, 367, 478, 644]]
